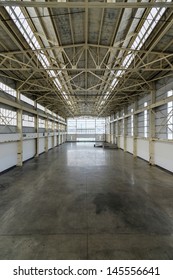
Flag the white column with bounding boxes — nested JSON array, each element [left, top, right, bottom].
[[34, 102, 39, 157], [45, 115, 48, 152], [124, 108, 127, 152], [117, 114, 120, 148], [52, 118, 55, 148], [133, 101, 138, 157], [16, 91, 23, 166], [149, 84, 156, 165]]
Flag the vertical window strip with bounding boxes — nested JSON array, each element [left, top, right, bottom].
[[167, 90, 173, 140], [144, 102, 148, 138], [4, 5, 65, 99], [131, 109, 134, 136]]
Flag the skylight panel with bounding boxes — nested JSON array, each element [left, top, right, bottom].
[[150, 8, 158, 19], [122, 53, 134, 68], [108, 2, 168, 97], [143, 20, 150, 31], [104, 91, 110, 100], [54, 78, 62, 89], [5, 5, 65, 100], [62, 92, 68, 100], [111, 78, 117, 88], [117, 70, 123, 77], [131, 4, 167, 52], [49, 70, 57, 78], [140, 25, 147, 37]]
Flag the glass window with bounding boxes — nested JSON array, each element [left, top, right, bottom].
[[144, 102, 148, 138], [0, 82, 16, 97], [131, 109, 134, 136], [39, 118, 45, 128], [167, 90, 173, 140], [5, 5, 63, 100], [0, 108, 17, 126], [20, 94, 34, 106], [22, 114, 34, 127], [67, 117, 105, 138]]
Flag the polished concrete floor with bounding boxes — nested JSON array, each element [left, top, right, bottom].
[[0, 142, 173, 259]]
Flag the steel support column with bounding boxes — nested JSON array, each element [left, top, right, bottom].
[[149, 84, 156, 165]]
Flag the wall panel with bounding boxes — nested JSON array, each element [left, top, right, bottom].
[[154, 141, 173, 172], [48, 136, 52, 150], [137, 139, 149, 161], [126, 137, 133, 154], [39, 137, 45, 154], [119, 136, 124, 149], [0, 142, 17, 172], [23, 139, 35, 161]]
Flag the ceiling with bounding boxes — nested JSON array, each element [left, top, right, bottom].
[[0, 0, 173, 118]]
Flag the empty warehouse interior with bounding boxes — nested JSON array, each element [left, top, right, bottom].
[[0, 0, 173, 260]]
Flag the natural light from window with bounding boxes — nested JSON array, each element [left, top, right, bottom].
[[167, 90, 173, 140], [105, 1, 170, 106], [0, 82, 16, 97], [4, 5, 70, 103], [144, 102, 148, 138]]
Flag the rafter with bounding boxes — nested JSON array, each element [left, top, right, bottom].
[[1, 1, 173, 9]]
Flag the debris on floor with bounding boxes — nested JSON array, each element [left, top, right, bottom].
[[94, 142, 118, 149], [94, 143, 103, 148], [103, 143, 118, 149]]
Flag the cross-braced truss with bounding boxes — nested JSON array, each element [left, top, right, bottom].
[[0, 1, 173, 118]]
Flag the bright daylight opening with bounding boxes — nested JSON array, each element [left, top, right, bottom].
[[4, 5, 70, 103]]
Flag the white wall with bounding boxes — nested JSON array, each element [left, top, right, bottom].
[[23, 139, 36, 161], [154, 141, 173, 172], [39, 137, 45, 154], [0, 132, 67, 173], [126, 137, 133, 154], [137, 138, 149, 161], [56, 135, 59, 145], [119, 136, 124, 149], [59, 134, 62, 144], [54, 135, 57, 146], [48, 136, 52, 150], [0, 142, 18, 172]]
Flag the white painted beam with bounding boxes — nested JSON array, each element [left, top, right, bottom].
[[1, 1, 173, 9]]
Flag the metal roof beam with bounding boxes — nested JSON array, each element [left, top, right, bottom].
[[1, 45, 171, 56], [1, 2, 173, 9]]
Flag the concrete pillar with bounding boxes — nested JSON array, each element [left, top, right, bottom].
[[52, 118, 55, 148], [65, 120, 67, 142], [117, 114, 120, 148], [34, 101, 39, 157], [133, 101, 138, 157], [16, 91, 23, 166], [35, 114, 39, 157], [149, 84, 156, 165], [55, 121, 58, 146], [113, 121, 116, 144], [124, 108, 127, 152], [110, 122, 113, 143], [45, 117, 48, 152], [57, 123, 60, 145]]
